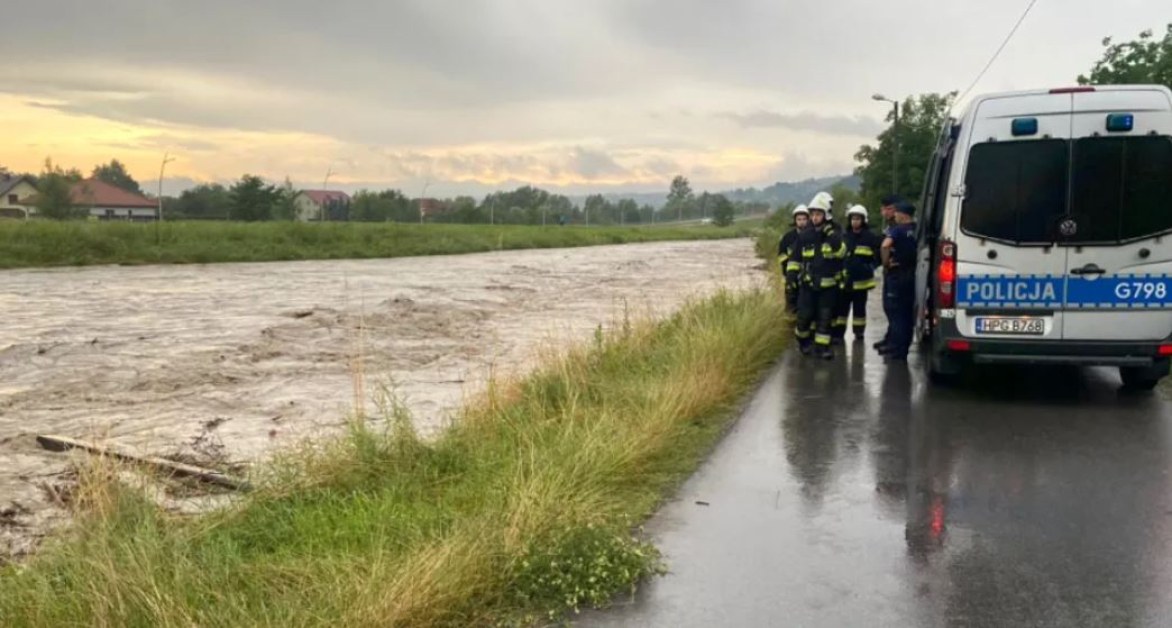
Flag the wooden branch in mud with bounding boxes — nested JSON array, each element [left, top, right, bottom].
[[35, 435, 252, 491]]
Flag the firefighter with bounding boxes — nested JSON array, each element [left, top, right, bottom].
[[778, 204, 810, 317], [794, 192, 845, 360], [838, 204, 881, 340]]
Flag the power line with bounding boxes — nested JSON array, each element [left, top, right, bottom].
[[955, 0, 1041, 108]]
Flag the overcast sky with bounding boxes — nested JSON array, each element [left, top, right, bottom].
[[1, 0, 1167, 196]]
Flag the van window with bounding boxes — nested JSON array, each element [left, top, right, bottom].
[[1070, 136, 1172, 243], [961, 140, 1068, 244]]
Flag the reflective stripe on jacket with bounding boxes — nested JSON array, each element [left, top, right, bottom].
[[843, 228, 881, 291], [795, 221, 845, 289]]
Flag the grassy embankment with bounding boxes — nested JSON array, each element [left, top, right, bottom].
[[0, 220, 759, 269], [0, 285, 788, 626]]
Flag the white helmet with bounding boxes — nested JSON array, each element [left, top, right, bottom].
[[846, 205, 868, 221], [791, 204, 809, 217], [808, 191, 834, 215]]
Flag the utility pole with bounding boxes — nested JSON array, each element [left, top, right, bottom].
[[156, 152, 175, 245], [419, 180, 431, 225], [157, 152, 175, 222], [873, 94, 901, 195], [322, 166, 334, 222]]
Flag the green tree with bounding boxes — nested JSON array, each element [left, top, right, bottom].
[[229, 175, 280, 221], [711, 194, 735, 227], [1078, 24, 1172, 90], [697, 191, 713, 221], [479, 186, 570, 225], [666, 175, 694, 222], [448, 196, 485, 223], [35, 159, 81, 220], [616, 198, 640, 224], [583, 194, 610, 225], [854, 92, 955, 213], [272, 177, 299, 221], [173, 184, 231, 220], [352, 189, 415, 222], [92, 159, 142, 194], [639, 203, 656, 223]]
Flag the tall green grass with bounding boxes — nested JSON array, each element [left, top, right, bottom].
[[0, 286, 787, 626], [0, 221, 757, 269]]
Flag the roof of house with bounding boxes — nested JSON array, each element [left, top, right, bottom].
[[0, 175, 36, 198], [300, 190, 351, 205], [70, 179, 156, 208]]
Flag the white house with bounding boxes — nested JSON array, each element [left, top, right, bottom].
[[0, 174, 38, 219], [294, 190, 351, 222]]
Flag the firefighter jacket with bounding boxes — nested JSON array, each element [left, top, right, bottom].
[[778, 227, 802, 276], [794, 221, 846, 289], [843, 228, 881, 291]]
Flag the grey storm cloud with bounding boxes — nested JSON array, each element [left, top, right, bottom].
[[721, 111, 884, 137], [1, 0, 1166, 192], [568, 147, 629, 179]]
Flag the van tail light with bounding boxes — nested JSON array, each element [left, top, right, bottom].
[[1158, 344, 1172, 357], [947, 340, 972, 353], [937, 240, 957, 309]]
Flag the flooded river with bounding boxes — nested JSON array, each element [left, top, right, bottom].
[[0, 238, 761, 557]]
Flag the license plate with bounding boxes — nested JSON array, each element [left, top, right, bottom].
[[974, 317, 1044, 335]]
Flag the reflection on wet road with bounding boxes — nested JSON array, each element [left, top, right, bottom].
[[583, 300, 1172, 627]]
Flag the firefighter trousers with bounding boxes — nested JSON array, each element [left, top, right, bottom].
[[795, 286, 839, 352], [784, 272, 800, 314], [834, 289, 870, 338]]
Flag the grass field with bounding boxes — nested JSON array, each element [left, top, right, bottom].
[[0, 220, 759, 269], [0, 285, 788, 626]]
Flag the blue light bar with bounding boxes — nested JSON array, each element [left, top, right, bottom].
[[1011, 117, 1038, 137], [1106, 113, 1134, 133]]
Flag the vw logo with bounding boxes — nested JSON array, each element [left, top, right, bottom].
[[1059, 219, 1078, 237]]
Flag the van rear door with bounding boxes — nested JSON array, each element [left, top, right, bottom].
[[954, 93, 1072, 341], [1062, 88, 1172, 341]]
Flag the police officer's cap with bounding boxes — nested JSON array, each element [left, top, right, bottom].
[[881, 194, 904, 207], [895, 201, 916, 216]]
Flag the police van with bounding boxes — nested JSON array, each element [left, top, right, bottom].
[[914, 85, 1172, 389]]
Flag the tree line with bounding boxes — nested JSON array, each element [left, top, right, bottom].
[[167, 176, 755, 225], [4, 157, 760, 225]]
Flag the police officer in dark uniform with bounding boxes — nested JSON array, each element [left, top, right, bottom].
[[874, 194, 903, 354], [881, 201, 918, 362], [793, 192, 845, 360], [839, 204, 882, 340], [778, 204, 810, 318]]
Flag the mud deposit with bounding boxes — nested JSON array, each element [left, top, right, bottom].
[[0, 239, 761, 558]]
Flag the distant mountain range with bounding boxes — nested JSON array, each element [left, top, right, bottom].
[[567, 174, 861, 209]]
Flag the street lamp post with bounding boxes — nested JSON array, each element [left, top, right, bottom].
[[419, 181, 431, 225], [322, 166, 334, 222], [157, 152, 175, 222], [872, 94, 901, 196]]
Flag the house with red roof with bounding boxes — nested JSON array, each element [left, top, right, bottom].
[[72, 179, 158, 221], [294, 189, 351, 222], [21, 178, 159, 221]]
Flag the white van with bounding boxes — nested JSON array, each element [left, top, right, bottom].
[[914, 85, 1172, 389]]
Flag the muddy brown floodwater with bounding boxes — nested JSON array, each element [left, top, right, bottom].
[[0, 238, 763, 558]]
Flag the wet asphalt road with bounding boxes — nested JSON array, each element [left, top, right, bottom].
[[582, 298, 1172, 628]]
